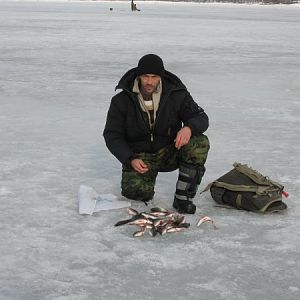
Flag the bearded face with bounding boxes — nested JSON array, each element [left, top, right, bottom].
[[139, 74, 161, 97]]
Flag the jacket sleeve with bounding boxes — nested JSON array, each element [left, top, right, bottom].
[[103, 96, 135, 167], [179, 91, 209, 136]]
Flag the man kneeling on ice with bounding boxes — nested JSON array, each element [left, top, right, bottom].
[[103, 54, 209, 214]]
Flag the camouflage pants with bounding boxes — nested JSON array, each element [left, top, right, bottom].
[[121, 134, 210, 201]]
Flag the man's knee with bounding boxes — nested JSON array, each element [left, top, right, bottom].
[[121, 169, 155, 201], [122, 189, 154, 202], [181, 134, 210, 165]]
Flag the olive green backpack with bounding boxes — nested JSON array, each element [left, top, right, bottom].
[[202, 163, 287, 213]]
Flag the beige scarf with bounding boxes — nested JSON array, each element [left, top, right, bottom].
[[132, 77, 162, 127]]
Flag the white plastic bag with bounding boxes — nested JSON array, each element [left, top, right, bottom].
[[78, 185, 131, 215]]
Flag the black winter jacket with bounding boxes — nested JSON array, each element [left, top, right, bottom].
[[103, 68, 209, 167]]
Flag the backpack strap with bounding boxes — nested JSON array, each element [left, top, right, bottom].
[[200, 182, 214, 194], [236, 194, 242, 209], [211, 181, 279, 196], [233, 162, 283, 190]]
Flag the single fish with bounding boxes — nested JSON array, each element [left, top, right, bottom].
[[128, 218, 153, 226], [114, 218, 134, 227], [153, 219, 166, 227], [166, 227, 185, 233], [127, 207, 139, 215], [150, 207, 169, 213], [165, 212, 179, 219], [177, 222, 190, 228], [141, 212, 160, 220], [145, 223, 155, 229], [133, 229, 145, 237], [196, 216, 217, 229], [165, 223, 177, 232], [114, 214, 143, 226], [150, 211, 169, 217]]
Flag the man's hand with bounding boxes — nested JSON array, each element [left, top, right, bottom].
[[131, 158, 149, 174], [174, 126, 192, 150]]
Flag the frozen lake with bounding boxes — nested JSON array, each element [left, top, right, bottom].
[[0, 1, 300, 299]]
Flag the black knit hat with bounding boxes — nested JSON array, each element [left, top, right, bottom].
[[136, 54, 165, 77]]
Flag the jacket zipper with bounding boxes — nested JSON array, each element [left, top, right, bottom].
[[151, 87, 185, 136], [126, 87, 185, 143]]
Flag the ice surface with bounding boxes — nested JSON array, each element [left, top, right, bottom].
[[0, 1, 300, 299]]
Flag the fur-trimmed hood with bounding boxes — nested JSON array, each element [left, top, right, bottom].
[[115, 67, 186, 93]]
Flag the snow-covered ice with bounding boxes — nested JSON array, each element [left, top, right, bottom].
[[0, 1, 300, 299]]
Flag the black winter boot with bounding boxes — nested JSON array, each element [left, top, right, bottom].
[[173, 163, 205, 214], [173, 198, 196, 214]]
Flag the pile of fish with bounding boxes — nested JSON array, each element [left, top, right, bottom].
[[115, 207, 217, 237]]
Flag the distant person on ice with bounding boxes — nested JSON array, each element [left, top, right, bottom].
[[131, 0, 140, 12], [103, 54, 209, 214]]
